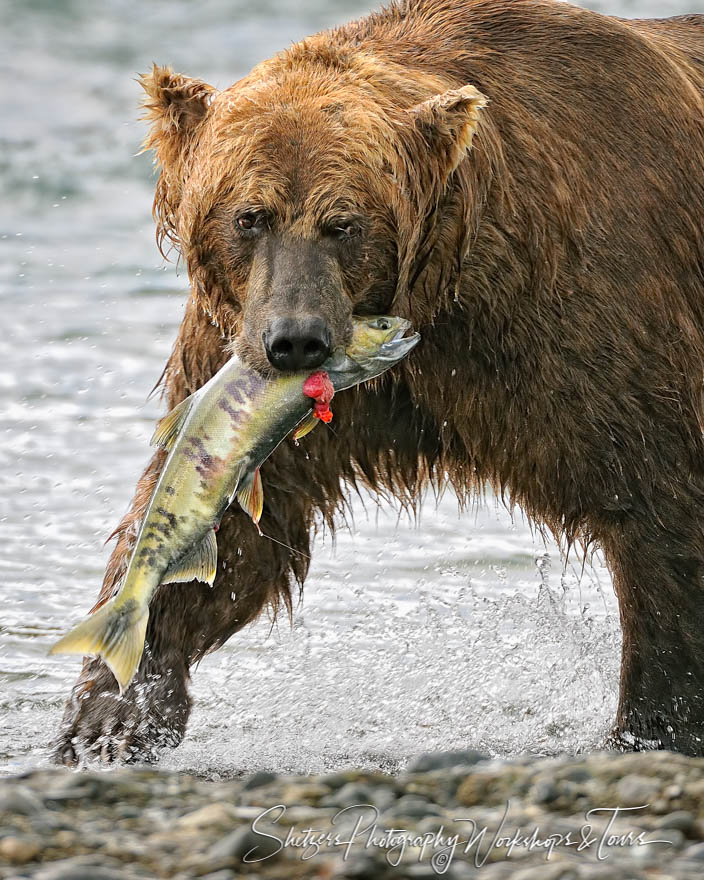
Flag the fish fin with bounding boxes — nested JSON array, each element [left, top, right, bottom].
[[162, 529, 218, 586], [237, 467, 264, 524], [150, 395, 194, 451], [49, 599, 149, 695], [292, 410, 319, 441]]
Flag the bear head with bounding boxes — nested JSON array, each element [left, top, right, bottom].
[[139, 42, 487, 374]]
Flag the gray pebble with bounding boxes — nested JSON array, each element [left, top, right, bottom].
[[206, 825, 281, 864], [509, 865, 580, 879], [317, 771, 351, 790], [561, 767, 592, 783], [450, 864, 481, 880], [616, 774, 660, 806], [666, 858, 704, 879], [683, 841, 704, 860], [654, 810, 695, 833], [0, 787, 44, 816], [407, 750, 487, 773], [644, 827, 684, 848], [404, 865, 456, 879], [33, 861, 147, 880], [630, 828, 683, 865], [370, 787, 396, 812], [575, 868, 633, 880], [241, 770, 277, 791], [335, 854, 383, 878], [416, 816, 447, 834], [530, 778, 559, 804], [390, 794, 443, 819], [322, 782, 374, 808], [115, 805, 142, 820], [196, 873, 236, 880], [2, 755, 703, 880], [43, 776, 107, 803]]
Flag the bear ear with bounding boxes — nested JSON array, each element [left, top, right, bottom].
[[139, 64, 216, 157], [405, 84, 487, 184], [138, 66, 217, 258]]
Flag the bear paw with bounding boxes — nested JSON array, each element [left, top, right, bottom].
[[52, 654, 192, 766]]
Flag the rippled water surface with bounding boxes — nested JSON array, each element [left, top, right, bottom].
[[2, 0, 692, 777]]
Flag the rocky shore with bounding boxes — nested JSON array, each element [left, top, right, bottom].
[[1, 750, 704, 879]]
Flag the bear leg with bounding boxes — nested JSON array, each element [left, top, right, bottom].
[[605, 515, 704, 756]]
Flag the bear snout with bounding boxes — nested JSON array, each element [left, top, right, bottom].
[[263, 315, 332, 372]]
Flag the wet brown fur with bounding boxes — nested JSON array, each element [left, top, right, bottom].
[[55, 0, 704, 762]]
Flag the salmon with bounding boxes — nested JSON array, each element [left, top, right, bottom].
[[50, 316, 419, 692]]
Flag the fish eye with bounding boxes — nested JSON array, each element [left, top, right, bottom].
[[377, 318, 391, 330]]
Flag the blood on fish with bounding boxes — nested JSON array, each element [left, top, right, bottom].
[[303, 371, 335, 422]]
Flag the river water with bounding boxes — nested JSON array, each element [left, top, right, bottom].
[[1, 0, 688, 778]]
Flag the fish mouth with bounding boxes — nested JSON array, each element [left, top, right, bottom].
[[378, 330, 421, 361], [389, 318, 413, 341], [325, 317, 420, 373]]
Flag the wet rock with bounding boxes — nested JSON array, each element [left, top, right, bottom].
[[241, 770, 278, 791], [407, 750, 487, 773]]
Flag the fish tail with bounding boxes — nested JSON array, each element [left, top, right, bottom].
[[49, 597, 149, 694]]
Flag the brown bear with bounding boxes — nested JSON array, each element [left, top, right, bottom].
[[54, 0, 704, 764]]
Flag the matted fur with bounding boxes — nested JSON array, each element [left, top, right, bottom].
[[54, 0, 704, 764]]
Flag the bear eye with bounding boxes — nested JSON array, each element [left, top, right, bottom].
[[323, 218, 362, 241], [235, 211, 268, 235]]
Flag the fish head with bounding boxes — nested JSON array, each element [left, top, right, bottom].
[[347, 315, 412, 355], [325, 314, 420, 384]]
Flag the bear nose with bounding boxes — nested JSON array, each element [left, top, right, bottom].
[[263, 316, 332, 372]]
